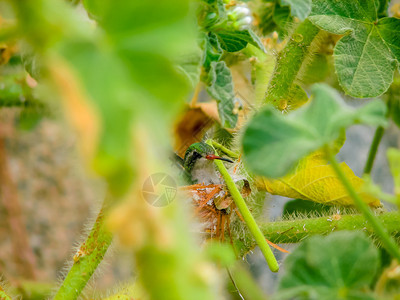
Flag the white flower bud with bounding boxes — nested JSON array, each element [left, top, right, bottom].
[[233, 6, 250, 18]]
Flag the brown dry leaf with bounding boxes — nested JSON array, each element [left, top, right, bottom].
[[256, 151, 381, 207], [174, 103, 217, 157], [48, 56, 100, 160]]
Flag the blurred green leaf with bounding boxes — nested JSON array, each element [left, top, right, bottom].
[[273, 5, 292, 37], [258, 2, 277, 35], [276, 231, 379, 300], [204, 242, 236, 267], [388, 76, 400, 128], [227, 262, 267, 300], [19, 0, 196, 195], [281, 0, 311, 21], [242, 84, 387, 178], [309, 0, 400, 98], [17, 107, 44, 131], [176, 47, 202, 88], [388, 148, 400, 200], [301, 54, 331, 85], [206, 61, 238, 128], [377, 0, 389, 18], [390, 98, 400, 128]]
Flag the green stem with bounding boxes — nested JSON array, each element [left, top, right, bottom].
[[210, 140, 239, 159], [53, 196, 113, 300], [325, 146, 400, 262], [207, 141, 279, 272], [264, 19, 320, 107], [257, 212, 400, 244], [363, 126, 385, 174]]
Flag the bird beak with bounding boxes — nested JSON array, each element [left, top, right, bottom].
[[205, 154, 234, 163]]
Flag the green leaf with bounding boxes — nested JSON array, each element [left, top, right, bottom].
[[206, 61, 238, 128], [309, 0, 400, 98], [276, 231, 379, 300], [301, 54, 331, 85], [388, 76, 400, 128], [258, 2, 277, 35], [388, 148, 400, 199], [176, 50, 202, 88], [203, 32, 223, 69], [281, 0, 311, 21], [391, 97, 400, 128], [51, 0, 196, 194], [242, 84, 387, 178], [215, 29, 265, 52], [204, 242, 236, 267], [273, 5, 292, 37], [377, 0, 389, 18]]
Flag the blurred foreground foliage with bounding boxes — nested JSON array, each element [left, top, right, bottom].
[[1, 0, 400, 299]]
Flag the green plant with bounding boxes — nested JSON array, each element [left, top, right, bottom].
[[1, 0, 400, 299]]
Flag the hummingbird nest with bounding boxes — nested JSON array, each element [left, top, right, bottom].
[[181, 158, 265, 255]]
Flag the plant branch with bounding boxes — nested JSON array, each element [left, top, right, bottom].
[[210, 140, 239, 159], [207, 140, 279, 272], [325, 146, 400, 262], [264, 19, 320, 107], [257, 211, 400, 244], [363, 126, 385, 174], [53, 196, 113, 300]]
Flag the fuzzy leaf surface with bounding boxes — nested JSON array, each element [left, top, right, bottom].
[[206, 61, 238, 128], [309, 0, 400, 97], [276, 231, 379, 300]]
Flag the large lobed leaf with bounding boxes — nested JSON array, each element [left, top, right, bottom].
[[309, 0, 400, 98], [276, 231, 379, 300], [242, 84, 387, 178]]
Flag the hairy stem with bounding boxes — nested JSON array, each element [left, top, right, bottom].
[[363, 126, 385, 174], [325, 146, 400, 261], [53, 196, 113, 300], [207, 141, 279, 272], [264, 19, 320, 107], [258, 212, 400, 244]]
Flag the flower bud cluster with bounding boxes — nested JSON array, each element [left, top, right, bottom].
[[226, 3, 253, 30]]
